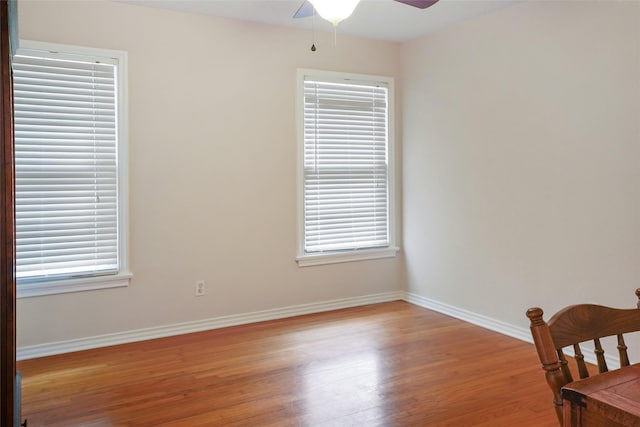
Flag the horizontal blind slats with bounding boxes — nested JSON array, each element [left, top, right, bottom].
[[13, 50, 120, 283], [303, 77, 389, 254]]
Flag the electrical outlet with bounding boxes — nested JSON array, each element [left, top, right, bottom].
[[195, 280, 205, 296]]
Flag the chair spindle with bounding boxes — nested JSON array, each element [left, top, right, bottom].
[[593, 337, 608, 373], [617, 334, 630, 367], [572, 344, 590, 379], [557, 349, 573, 383]]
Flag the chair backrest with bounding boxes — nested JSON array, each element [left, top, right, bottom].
[[526, 289, 640, 425]]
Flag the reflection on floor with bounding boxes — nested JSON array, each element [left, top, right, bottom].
[[18, 301, 558, 426]]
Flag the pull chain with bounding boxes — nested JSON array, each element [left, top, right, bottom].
[[310, 9, 317, 52]]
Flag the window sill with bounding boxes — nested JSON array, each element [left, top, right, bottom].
[[17, 272, 133, 298], [296, 247, 399, 267]]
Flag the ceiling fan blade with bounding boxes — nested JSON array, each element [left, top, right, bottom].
[[394, 0, 439, 9], [293, 1, 314, 19]]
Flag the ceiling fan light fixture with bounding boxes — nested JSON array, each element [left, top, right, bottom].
[[309, 0, 361, 26]]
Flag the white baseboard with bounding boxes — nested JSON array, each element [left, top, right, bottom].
[[18, 289, 620, 370], [17, 291, 404, 360], [403, 291, 533, 342], [403, 291, 619, 368]]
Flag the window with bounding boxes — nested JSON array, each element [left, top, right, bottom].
[[297, 69, 397, 266], [13, 41, 130, 297]]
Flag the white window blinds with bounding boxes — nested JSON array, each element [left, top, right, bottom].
[[13, 51, 120, 284], [303, 77, 389, 254]]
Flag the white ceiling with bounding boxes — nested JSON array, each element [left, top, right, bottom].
[[119, 0, 520, 42]]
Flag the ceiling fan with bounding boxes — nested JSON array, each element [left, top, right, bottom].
[[294, 0, 440, 26]]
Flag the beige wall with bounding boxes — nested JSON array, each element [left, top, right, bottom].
[[17, 0, 403, 347], [18, 0, 640, 350], [402, 1, 640, 327]]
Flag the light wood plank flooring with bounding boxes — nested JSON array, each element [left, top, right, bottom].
[[17, 301, 558, 426]]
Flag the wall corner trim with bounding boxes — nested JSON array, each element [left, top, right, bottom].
[[402, 291, 619, 368], [403, 291, 532, 342]]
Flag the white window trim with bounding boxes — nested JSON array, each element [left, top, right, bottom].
[[296, 69, 398, 267], [15, 40, 131, 298], [295, 247, 399, 267], [17, 272, 133, 298]]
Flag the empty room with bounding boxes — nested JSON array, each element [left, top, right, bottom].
[[1, 0, 639, 425]]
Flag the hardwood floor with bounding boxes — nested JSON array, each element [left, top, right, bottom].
[[17, 301, 558, 426]]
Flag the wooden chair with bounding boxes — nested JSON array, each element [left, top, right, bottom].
[[526, 289, 640, 425]]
